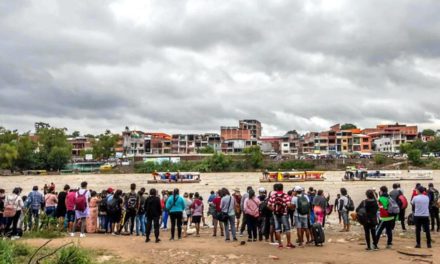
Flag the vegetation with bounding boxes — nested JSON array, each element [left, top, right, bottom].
[[243, 146, 264, 169], [196, 146, 215, 154], [92, 130, 119, 160], [408, 149, 423, 166], [422, 129, 436, 136], [374, 153, 386, 165], [400, 137, 440, 155], [341, 123, 357, 130], [0, 143, 18, 170]]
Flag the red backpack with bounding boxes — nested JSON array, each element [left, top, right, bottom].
[[75, 191, 87, 211], [273, 193, 287, 216], [398, 193, 408, 210]]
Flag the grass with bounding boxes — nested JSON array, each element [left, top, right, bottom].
[[22, 229, 65, 239]]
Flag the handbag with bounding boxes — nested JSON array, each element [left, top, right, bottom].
[[4, 196, 18, 218], [218, 197, 232, 223]]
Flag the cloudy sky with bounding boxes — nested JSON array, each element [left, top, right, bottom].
[[1, 0, 440, 136]]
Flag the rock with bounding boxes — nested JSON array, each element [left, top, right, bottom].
[[336, 238, 347, 243], [269, 255, 280, 260]]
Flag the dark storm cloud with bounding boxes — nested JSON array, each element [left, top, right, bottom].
[[1, 0, 440, 135]]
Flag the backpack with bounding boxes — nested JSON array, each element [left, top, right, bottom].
[[259, 199, 271, 217], [346, 196, 355, 211], [432, 189, 439, 208], [297, 195, 310, 215], [356, 201, 368, 226], [272, 193, 287, 216], [107, 197, 120, 213], [126, 192, 137, 210], [387, 197, 400, 216], [407, 213, 414, 226], [3, 196, 18, 218], [75, 191, 87, 212], [397, 192, 408, 210], [138, 195, 146, 214], [98, 197, 108, 213]]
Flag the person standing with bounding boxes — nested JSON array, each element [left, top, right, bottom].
[[160, 191, 169, 230], [376, 186, 395, 249], [27, 186, 43, 231], [268, 183, 294, 248], [65, 189, 77, 234], [145, 188, 162, 243], [257, 188, 271, 241], [72, 181, 91, 238], [335, 194, 341, 225], [211, 189, 224, 237], [427, 183, 439, 232], [244, 189, 260, 242], [44, 188, 58, 219], [412, 186, 432, 248], [390, 183, 407, 231], [312, 190, 327, 225], [356, 190, 379, 251], [119, 183, 138, 235], [292, 186, 310, 246], [239, 186, 252, 236], [232, 188, 242, 233], [55, 185, 69, 231], [338, 188, 351, 232], [108, 190, 123, 235], [86, 191, 99, 234], [136, 188, 146, 236], [190, 192, 204, 237], [166, 188, 186, 240], [4, 188, 24, 239], [0, 189, 5, 234], [220, 188, 237, 242]]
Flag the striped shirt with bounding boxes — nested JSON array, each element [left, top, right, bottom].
[[268, 191, 291, 215]]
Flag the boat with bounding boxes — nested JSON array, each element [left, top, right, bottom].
[[304, 171, 326, 181], [401, 170, 433, 181], [99, 164, 113, 172], [363, 170, 402, 181], [260, 170, 325, 182], [147, 171, 201, 184], [342, 166, 368, 181]]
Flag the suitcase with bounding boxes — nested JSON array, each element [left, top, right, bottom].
[[312, 223, 325, 246]]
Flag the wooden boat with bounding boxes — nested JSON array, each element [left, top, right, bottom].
[[364, 170, 401, 181], [148, 171, 201, 184], [304, 171, 326, 181], [401, 170, 433, 181], [260, 171, 325, 182], [342, 166, 368, 181]]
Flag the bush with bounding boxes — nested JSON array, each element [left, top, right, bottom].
[[408, 149, 423, 166], [431, 160, 440, 170], [0, 240, 14, 264], [374, 154, 386, 165], [56, 246, 91, 264], [278, 161, 315, 170]]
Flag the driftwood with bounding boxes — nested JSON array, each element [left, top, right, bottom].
[[396, 250, 432, 258]]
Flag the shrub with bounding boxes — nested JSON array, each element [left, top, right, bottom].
[[408, 149, 423, 166], [374, 154, 386, 165], [56, 246, 91, 264], [0, 240, 14, 264]]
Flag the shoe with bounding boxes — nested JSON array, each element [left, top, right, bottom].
[[70, 233, 75, 237], [386, 245, 392, 249], [233, 238, 238, 241], [253, 239, 257, 242], [239, 232, 243, 237], [155, 239, 161, 243], [365, 248, 372, 251], [80, 233, 86, 238], [373, 245, 379, 251], [427, 244, 432, 248], [169, 238, 174, 241], [247, 239, 252, 242], [212, 234, 217, 237], [286, 243, 295, 249], [145, 238, 151, 243], [225, 238, 231, 242], [278, 244, 283, 248], [415, 245, 421, 248]]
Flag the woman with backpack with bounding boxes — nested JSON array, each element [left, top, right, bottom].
[[244, 189, 260, 242], [165, 188, 186, 240], [4, 187, 24, 239], [220, 188, 237, 242], [376, 186, 396, 249], [338, 188, 351, 232], [190, 192, 204, 237], [72, 181, 91, 238], [312, 190, 327, 225], [86, 191, 99, 233], [356, 189, 379, 251], [108, 189, 123, 235]]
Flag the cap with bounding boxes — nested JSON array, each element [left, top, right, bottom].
[[107, 187, 114, 193], [293, 186, 303, 192], [233, 188, 240, 192], [258, 187, 266, 193]]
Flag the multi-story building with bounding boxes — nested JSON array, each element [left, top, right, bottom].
[[302, 132, 318, 154], [145, 133, 172, 154], [363, 124, 418, 153], [239, 120, 262, 139], [122, 130, 146, 156], [171, 133, 222, 154], [220, 126, 251, 141], [221, 139, 258, 153], [68, 137, 93, 157]]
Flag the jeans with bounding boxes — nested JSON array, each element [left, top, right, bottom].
[[45, 206, 56, 218], [28, 208, 40, 231], [430, 207, 439, 231], [414, 216, 431, 246], [223, 215, 236, 240], [136, 214, 146, 235], [258, 216, 270, 240], [146, 216, 160, 240], [363, 223, 377, 248], [273, 215, 290, 232], [240, 213, 247, 233], [99, 215, 108, 231], [246, 214, 258, 240], [376, 220, 394, 245], [169, 211, 183, 239], [5, 210, 21, 236], [161, 211, 169, 228]]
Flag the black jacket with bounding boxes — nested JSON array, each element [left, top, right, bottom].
[[144, 196, 162, 218], [356, 198, 379, 225]]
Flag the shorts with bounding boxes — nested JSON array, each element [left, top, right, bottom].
[[109, 211, 122, 223], [66, 210, 75, 223], [341, 211, 349, 225], [273, 215, 290, 233], [295, 216, 308, 229], [192, 216, 202, 224]]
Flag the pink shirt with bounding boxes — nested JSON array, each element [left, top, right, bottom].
[[66, 192, 76, 211], [45, 193, 58, 207], [244, 197, 261, 217]]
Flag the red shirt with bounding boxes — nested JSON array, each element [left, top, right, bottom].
[[213, 197, 222, 212], [267, 191, 291, 215], [66, 192, 76, 211]]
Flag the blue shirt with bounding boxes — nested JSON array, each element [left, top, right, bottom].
[[412, 194, 430, 217], [28, 191, 43, 209], [165, 195, 186, 213]]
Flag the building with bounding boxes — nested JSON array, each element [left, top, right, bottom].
[[302, 132, 318, 154], [221, 139, 258, 153], [145, 133, 171, 154], [220, 126, 251, 141], [239, 120, 262, 139], [363, 123, 418, 153], [122, 130, 147, 156], [68, 137, 93, 157], [171, 133, 222, 154]]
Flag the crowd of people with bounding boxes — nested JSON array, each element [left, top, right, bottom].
[[0, 180, 439, 251]]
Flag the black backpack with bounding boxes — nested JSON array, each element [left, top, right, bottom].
[[98, 197, 108, 213], [126, 193, 137, 210], [297, 195, 310, 215], [346, 196, 355, 211], [356, 201, 368, 225], [259, 199, 272, 217], [272, 193, 287, 216], [137, 195, 146, 214], [107, 197, 120, 213]]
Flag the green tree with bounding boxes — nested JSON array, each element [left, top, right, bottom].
[[422, 129, 436, 137], [341, 123, 357, 130], [205, 152, 232, 172], [34, 122, 50, 133], [427, 137, 440, 153], [0, 127, 18, 144], [408, 149, 423, 166], [400, 143, 413, 154], [71, 131, 80, 137], [15, 135, 38, 169], [374, 154, 386, 165], [93, 132, 118, 160], [47, 146, 71, 171], [37, 127, 71, 170], [243, 146, 264, 169], [0, 143, 18, 169], [411, 139, 428, 153], [197, 146, 215, 154]]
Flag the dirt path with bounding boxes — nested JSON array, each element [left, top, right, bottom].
[[22, 224, 438, 264]]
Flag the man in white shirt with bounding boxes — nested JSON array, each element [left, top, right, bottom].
[[412, 186, 431, 248]]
